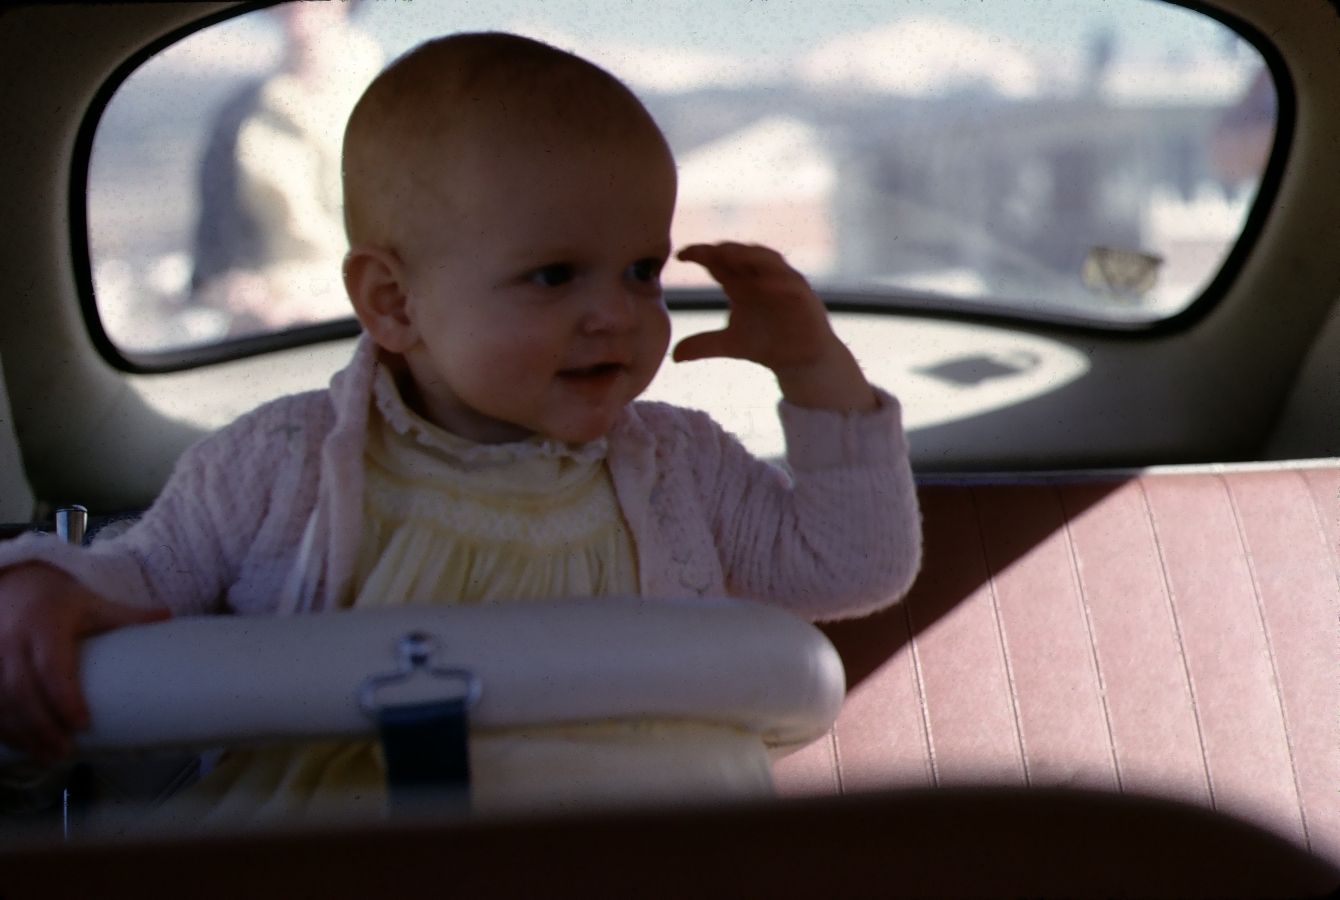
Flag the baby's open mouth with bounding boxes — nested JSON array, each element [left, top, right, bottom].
[[559, 362, 625, 379]]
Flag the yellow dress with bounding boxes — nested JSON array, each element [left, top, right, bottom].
[[348, 366, 640, 610], [152, 370, 641, 829], [149, 370, 769, 831]]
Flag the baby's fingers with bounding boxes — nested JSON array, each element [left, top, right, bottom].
[[677, 242, 791, 283], [41, 598, 169, 734], [30, 625, 90, 734], [672, 329, 736, 363], [0, 648, 72, 760]]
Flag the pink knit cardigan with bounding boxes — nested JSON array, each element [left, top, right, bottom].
[[0, 335, 921, 622]]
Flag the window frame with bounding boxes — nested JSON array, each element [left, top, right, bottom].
[[70, 0, 1296, 375]]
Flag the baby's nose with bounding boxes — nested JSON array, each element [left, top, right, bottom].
[[582, 284, 637, 333]]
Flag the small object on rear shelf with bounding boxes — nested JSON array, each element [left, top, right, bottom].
[[1082, 245, 1163, 302]]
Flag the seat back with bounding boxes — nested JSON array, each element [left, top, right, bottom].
[[776, 462, 1340, 866], [0, 354, 35, 525]]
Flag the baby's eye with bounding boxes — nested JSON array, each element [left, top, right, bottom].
[[627, 257, 665, 284], [529, 264, 575, 288]]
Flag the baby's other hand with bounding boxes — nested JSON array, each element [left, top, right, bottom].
[[674, 242, 877, 412], [0, 563, 169, 761]]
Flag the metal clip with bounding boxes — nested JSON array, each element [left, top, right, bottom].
[[358, 631, 481, 717], [56, 505, 87, 546]]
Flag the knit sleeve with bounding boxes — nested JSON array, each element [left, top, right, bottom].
[[0, 392, 327, 616], [694, 388, 922, 621]]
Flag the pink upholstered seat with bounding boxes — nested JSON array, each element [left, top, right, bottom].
[[777, 462, 1340, 866]]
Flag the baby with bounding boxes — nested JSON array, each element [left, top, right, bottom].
[[0, 33, 921, 814]]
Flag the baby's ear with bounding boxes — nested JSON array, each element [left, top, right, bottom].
[[344, 245, 416, 353]]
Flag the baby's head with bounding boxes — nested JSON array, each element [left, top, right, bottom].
[[342, 33, 677, 446]]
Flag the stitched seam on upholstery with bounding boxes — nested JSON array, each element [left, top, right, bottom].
[[1058, 485, 1123, 792], [826, 728, 845, 797], [970, 487, 1030, 786], [1281, 463, 1340, 851], [905, 591, 939, 787], [1302, 469, 1340, 603], [1140, 476, 1216, 807], [1226, 475, 1308, 846], [1300, 469, 1340, 855]]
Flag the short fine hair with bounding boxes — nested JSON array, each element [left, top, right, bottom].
[[341, 32, 667, 248]]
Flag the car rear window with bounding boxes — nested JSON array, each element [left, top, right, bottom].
[[86, 0, 1280, 364]]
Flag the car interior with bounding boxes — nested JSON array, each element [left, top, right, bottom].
[[0, 0, 1338, 895]]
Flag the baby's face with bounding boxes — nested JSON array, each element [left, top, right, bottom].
[[397, 133, 676, 445]]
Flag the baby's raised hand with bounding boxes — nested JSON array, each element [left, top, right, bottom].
[[673, 242, 878, 412]]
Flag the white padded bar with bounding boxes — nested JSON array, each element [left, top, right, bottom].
[[0, 597, 845, 763]]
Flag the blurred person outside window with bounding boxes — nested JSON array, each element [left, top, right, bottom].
[[191, 2, 382, 337]]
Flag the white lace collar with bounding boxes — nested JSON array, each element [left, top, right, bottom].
[[371, 363, 608, 468]]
